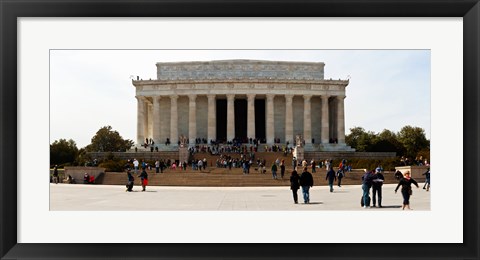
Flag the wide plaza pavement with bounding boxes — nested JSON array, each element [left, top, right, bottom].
[[50, 183, 430, 211]]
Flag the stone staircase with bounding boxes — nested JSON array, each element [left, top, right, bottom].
[[99, 167, 398, 187], [191, 151, 294, 167]]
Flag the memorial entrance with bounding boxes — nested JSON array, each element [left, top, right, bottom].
[[132, 59, 354, 151]]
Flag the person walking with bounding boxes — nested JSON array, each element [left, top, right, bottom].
[[336, 168, 344, 187], [372, 167, 385, 207], [395, 171, 419, 210], [361, 169, 375, 208], [271, 163, 278, 179], [126, 170, 134, 192], [326, 167, 336, 192], [289, 170, 300, 204], [139, 168, 148, 192], [422, 168, 430, 191], [300, 167, 314, 204], [280, 160, 286, 179]]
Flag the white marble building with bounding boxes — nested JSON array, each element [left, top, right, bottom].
[[132, 59, 354, 151]]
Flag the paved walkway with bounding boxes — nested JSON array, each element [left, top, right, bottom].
[[50, 183, 430, 211]]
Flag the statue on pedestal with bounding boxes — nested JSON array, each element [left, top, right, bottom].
[[295, 134, 304, 148], [179, 135, 187, 148]]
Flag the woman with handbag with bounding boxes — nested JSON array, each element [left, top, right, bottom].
[[395, 171, 419, 210]]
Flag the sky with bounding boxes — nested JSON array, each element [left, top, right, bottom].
[[50, 50, 430, 148]]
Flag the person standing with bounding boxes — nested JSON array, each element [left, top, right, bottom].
[[289, 170, 300, 204], [53, 165, 59, 184], [372, 167, 385, 207], [292, 157, 297, 171], [395, 171, 419, 210], [126, 170, 134, 192], [361, 169, 375, 208], [422, 168, 430, 191], [280, 159, 286, 179], [271, 163, 278, 179], [133, 158, 139, 174], [198, 159, 203, 172], [300, 167, 314, 204], [311, 159, 316, 173], [155, 160, 160, 174], [326, 167, 336, 192], [326, 159, 333, 172], [394, 170, 403, 181], [139, 168, 148, 192]]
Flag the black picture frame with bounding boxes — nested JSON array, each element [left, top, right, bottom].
[[1, 0, 479, 259]]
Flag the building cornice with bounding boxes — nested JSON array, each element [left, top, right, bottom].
[[132, 78, 349, 87]]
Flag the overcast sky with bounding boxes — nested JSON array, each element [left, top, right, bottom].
[[50, 50, 430, 148]]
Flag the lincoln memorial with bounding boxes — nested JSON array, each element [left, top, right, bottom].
[[132, 59, 354, 151]]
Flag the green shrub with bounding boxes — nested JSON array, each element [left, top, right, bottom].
[[332, 158, 400, 171], [99, 160, 125, 172]]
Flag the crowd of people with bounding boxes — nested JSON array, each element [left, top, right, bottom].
[[119, 154, 429, 210]]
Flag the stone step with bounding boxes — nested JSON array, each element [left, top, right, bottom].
[[98, 169, 398, 187]]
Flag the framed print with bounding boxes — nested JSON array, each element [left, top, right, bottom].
[[1, 0, 479, 259]]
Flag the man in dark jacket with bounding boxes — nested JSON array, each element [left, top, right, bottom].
[[326, 167, 336, 192], [300, 167, 314, 204], [126, 170, 134, 192], [290, 170, 300, 204], [372, 167, 385, 207], [361, 169, 375, 208]]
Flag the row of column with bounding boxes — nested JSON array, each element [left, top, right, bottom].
[[136, 94, 346, 146]]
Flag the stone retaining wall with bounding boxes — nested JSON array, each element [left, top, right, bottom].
[[64, 167, 106, 184], [88, 151, 394, 162], [395, 166, 429, 179], [87, 151, 179, 161], [305, 151, 396, 160]]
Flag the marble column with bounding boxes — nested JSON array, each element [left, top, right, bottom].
[[136, 96, 146, 146], [266, 94, 275, 144], [147, 103, 153, 140], [152, 96, 161, 144], [247, 94, 256, 140], [188, 94, 197, 145], [321, 95, 330, 144], [170, 95, 179, 145], [303, 95, 312, 144], [143, 100, 149, 142], [337, 95, 346, 144], [207, 94, 216, 142], [285, 94, 294, 145], [226, 94, 235, 141]]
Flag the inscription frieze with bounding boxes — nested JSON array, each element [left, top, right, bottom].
[[157, 60, 325, 81]]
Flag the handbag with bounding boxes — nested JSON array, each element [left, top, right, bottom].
[[408, 189, 412, 195]]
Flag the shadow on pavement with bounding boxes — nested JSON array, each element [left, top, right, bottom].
[[331, 190, 350, 193]]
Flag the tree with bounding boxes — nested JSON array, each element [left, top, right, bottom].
[[370, 129, 405, 154], [397, 126, 429, 158], [345, 127, 377, 152], [85, 126, 134, 152], [50, 139, 78, 166]]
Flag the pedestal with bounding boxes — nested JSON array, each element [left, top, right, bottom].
[[293, 146, 305, 164], [179, 146, 190, 164]]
